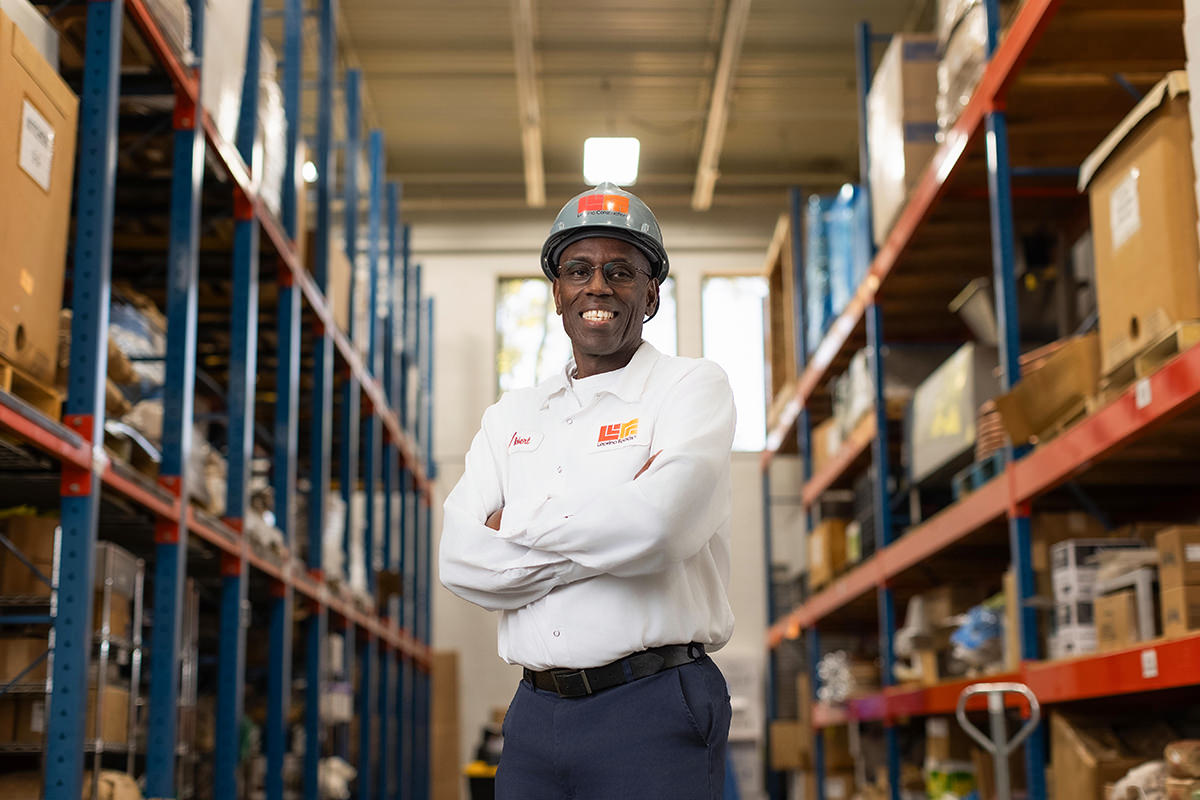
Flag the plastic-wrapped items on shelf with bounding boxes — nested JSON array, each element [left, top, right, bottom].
[[142, 0, 192, 64], [804, 194, 833, 354], [323, 492, 346, 585], [866, 34, 938, 245], [948, 596, 1005, 672], [257, 42, 288, 219], [936, 2, 987, 139], [318, 757, 357, 800], [815, 650, 878, 705], [827, 184, 871, 318], [201, 0, 251, 146]]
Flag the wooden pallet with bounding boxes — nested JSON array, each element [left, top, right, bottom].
[[1101, 321, 1200, 395], [951, 449, 1007, 501], [0, 359, 62, 422], [1134, 321, 1200, 379]]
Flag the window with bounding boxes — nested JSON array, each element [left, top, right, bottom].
[[702, 276, 768, 451], [496, 277, 677, 396]]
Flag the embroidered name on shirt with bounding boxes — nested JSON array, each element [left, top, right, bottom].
[[508, 432, 543, 452], [597, 418, 639, 446]]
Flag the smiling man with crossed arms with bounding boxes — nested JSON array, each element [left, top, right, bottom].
[[440, 183, 736, 799]]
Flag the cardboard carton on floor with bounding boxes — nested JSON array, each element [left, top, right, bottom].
[[1079, 72, 1200, 375], [769, 719, 811, 770], [1050, 713, 1144, 800], [0, 10, 77, 385]]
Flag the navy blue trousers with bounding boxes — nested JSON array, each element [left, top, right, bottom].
[[496, 656, 732, 799]]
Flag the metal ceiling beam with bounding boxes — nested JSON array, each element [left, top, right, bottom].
[[510, 0, 546, 207], [691, 0, 752, 211]]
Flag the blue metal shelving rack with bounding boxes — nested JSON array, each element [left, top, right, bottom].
[[18, 0, 439, 798], [761, 4, 1048, 799]]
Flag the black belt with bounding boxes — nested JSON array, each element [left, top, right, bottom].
[[523, 643, 705, 698]]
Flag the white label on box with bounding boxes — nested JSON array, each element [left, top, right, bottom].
[[19, 100, 55, 192], [1110, 168, 1141, 251], [827, 779, 848, 799], [1187, 544, 1200, 562], [1135, 378, 1152, 410], [31, 700, 44, 733], [927, 718, 949, 737], [1141, 648, 1159, 679]]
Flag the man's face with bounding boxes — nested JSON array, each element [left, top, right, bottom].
[[552, 237, 659, 378]]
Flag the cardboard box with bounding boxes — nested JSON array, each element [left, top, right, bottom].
[[431, 650, 460, 800], [1050, 625, 1097, 659], [922, 584, 990, 627], [926, 716, 971, 763], [1051, 539, 1146, 603], [85, 685, 129, 744], [824, 723, 854, 771], [908, 343, 1001, 485], [1167, 777, 1200, 800], [1004, 569, 1022, 669], [1162, 585, 1200, 638], [810, 416, 842, 476], [0, 514, 57, 597], [12, 696, 43, 744], [1078, 72, 1200, 375], [94, 592, 132, 640], [1095, 590, 1138, 652], [993, 333, 1101, 445], [0, 696, 15, 742], [769, 719, 811, 770], [1157, 526, 1200, 590], [305, 232, 352, 333], [808, 519, 848, 590], [0, 11, 77, 385], [866, 34, 939, 245], [1049, 713, 1144, 800], [0, 636, 47, 684], [1032, 513, 1110, 598], [0, 773, 39, 800], [825, 771, 857, 800]]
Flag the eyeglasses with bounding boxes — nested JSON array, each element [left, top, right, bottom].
[[557, 260, 652, 287]]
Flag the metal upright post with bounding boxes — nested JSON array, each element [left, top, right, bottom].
[[808, 627, 826, 800], [46, 0, 123, 797], [216, 1, 261, 794], [410, 265, 425, 800], [981, 1, 1045, 797], [380, 180, 402, 800], [855, 21, 901, 799], [417, 297, 436, 800], [356, 126, 385, 800], [341, 68, 363, 585], [268, 0, 304, 796], [305, 0, 339, 796], [146, 0, 206, 792], [397, 224, 414, 794]]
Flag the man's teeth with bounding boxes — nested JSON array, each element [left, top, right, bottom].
[[582, 310, 614, 322]]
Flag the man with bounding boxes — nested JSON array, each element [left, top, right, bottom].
[[439, 182, 736, 799]]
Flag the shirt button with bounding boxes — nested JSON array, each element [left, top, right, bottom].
[[553, 630, 561, 637], [556, 465, 564, 474], [566, 418, 573, 425]]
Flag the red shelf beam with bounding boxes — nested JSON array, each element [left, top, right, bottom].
[[1024, 634, 1200, 705], [761, 0, 1065, 466]]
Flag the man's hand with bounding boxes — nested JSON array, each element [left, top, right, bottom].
[[485, 508, 503, 530], [635, 450, 663, 480]]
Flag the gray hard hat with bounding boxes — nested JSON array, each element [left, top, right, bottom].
[[540, 183, 669, 282]]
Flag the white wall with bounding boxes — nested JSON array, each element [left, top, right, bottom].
[[415, 206, 779, 788]]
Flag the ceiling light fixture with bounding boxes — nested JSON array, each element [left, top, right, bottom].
[[583, 137, 640, 186]]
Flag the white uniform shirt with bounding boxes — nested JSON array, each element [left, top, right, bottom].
[[439, 341, 736, 670]]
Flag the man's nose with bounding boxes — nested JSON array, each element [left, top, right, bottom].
[[585, 267, 614, 292]]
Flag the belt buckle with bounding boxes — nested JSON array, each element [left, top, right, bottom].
[[551, 668, 592, 697]]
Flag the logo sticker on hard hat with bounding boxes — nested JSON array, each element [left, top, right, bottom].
[[577, 194, 630, 216]]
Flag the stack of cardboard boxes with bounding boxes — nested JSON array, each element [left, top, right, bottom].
[[1157, 527, 1200, 638]]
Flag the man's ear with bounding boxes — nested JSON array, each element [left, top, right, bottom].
[[552, 279, 563, 315], [645, 280, 660, 320]]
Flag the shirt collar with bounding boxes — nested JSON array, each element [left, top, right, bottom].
[[536, 340, 661, 410]]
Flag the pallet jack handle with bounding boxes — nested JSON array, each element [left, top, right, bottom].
[[955, 682, 1041, 800]]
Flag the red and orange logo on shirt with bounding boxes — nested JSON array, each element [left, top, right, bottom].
[[598, 418, 639, 446]]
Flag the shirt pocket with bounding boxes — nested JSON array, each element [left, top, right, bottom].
[[582, 438, 652, 488]]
